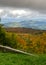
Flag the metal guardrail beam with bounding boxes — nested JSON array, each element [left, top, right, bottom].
[[0, 45, 35, 56]]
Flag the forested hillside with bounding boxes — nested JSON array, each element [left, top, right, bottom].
[[0, 25, 46, 54]]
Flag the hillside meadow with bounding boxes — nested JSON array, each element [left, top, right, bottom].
[[0, 52, 46, 65]]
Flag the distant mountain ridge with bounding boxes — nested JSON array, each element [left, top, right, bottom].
[[3, 20, 46, 30], [0, 18, 46, 30]]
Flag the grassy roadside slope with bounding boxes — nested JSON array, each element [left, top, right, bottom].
[[0, 52, 46, 65]]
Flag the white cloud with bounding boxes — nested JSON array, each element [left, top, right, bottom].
[[0, 9, 3, 13], [10, 10, 26, 15], [0, 7, 46, 20]]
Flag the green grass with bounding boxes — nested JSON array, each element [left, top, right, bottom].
[[0, 52, 46, 65]]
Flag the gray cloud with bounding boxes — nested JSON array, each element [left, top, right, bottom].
[[0, 0, 46, 13]]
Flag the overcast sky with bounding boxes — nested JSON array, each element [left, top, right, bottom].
[[0, 0, 46, 13], [0, 0, 46, 20]]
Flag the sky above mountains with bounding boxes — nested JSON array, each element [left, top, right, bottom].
[[0, 0, 46, 20], [0, 8, 46, 20], [0, 0, 46, 13]]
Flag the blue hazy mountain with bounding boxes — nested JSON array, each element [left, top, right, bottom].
[[0, 17, 46, 30], [3, 20, 46, 30]]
